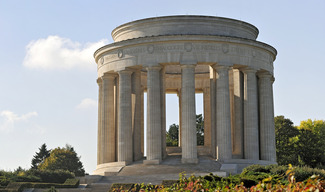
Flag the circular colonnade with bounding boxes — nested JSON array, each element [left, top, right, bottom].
[[93, 15, 277, 175]]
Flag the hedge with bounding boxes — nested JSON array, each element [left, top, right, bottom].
[[0, 178, 79, 192]]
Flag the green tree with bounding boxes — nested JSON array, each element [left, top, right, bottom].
[[166, 124, 179, 146], [31, 143, 51, 169], [274, 116, 299, 165], [38, 144, 85, 176], [297, 119, 325, 167], [166, 114, 204, 146], [196, 114, 204, 145]]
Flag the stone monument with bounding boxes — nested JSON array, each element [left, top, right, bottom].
[[93, 15, 277, 175]]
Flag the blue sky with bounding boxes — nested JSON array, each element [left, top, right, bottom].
[[0, 0, 324, 173]]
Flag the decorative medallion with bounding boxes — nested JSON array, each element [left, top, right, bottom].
[[118, 50, 124, 58], [147, 45, 154, 54], [184, 43, 192, 52], [222, 44, 229, 53], [252, 50, 256, 57], [100, 57, 104, 64]]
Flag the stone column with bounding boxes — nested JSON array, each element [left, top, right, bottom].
[[258, 72, 276, 162], [101, 73, 117, 163], [132, 70, 142, 161], [117, 70, 133, 164], [97, 78, 103, 165], [203, 87, 211, 147], [233, 69, 244, 158], [243, 68, 259, 160], [140, 86, 145, 156], [209, 66, 216, 158], [181, 64, 198, 164], [160, 66, 167, 159], [144, 66, 162, 164], [114, 76, 119, 161], [214, 65, 232, 161], [177, 89, 182, 147]]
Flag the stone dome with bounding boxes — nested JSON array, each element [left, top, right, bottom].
[[112, 15, 259, 42]]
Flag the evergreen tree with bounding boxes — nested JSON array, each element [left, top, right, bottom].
[[31, 143, 50, 169]]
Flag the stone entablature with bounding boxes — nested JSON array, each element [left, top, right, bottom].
[[95, 36, 276, 77], [93, 15, 277, 175]]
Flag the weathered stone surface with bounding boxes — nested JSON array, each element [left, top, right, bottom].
[[94, 15, 277, 175]]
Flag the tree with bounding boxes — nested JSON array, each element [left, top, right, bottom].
[[31, 143, 51, 169], [274, 116, 299, 165], [196, 114, 204, 145], [38, 145, 85, 176], [297, 119, 325, 167], [166, 114, 204, 146], [166, 124, 179, 146]]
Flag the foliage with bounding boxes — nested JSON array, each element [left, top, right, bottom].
[[0, 169, 74, 187], [109, 165, 325, 191], [166, 114, 205, 146], [275, 116, 325, 168], [166, 124, 178, 146], [275, 116, 299, 165], [31, 143, 51, 169], [297, 119, 325, 167], [1, 178, 79, 192], [38, 145, 85, 176], [196, 114, 204, 145]]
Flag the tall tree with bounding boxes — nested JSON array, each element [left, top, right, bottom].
[[38, 145, 85, 176], [274, 116, 299, 165], [31, 143, 50, 169], [298, 119, 325, 167]]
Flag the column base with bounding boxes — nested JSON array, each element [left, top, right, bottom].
[[93, 162, 127, 176], [181, 158, 199, 164], [143, 159, 161, 165]]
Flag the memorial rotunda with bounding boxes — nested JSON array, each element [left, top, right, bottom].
[[93, 15, 277, 175]]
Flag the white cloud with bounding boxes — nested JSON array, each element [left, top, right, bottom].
[[76, 98, 97, 110], [23, 36, 108, 70], [0, 110, 38, 132]]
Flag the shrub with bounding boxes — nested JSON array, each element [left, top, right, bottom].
[[109, 183, 134, 192], [62, 178, 79, 188], [0, 176, 10, 187], [294, 166, 325, 181], [26, 169, 74, 183], [241, 164, 271, 175]]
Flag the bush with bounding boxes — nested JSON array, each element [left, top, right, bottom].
[[26, 169, 74, 183], [0, 176, 10, 187], [241, 164, 272, 175], [109, 183, 134, 192], [62, 178, 79, 188], [2, 178, 79, 192], [294, 166, 325, 181]]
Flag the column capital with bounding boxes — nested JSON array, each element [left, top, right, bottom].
[[117, 70, 133, 76], [257, 71, 272, 79], [212, 64, 230, 72], [241, 67, 257, 74], [180, 64, 196, 69], [97, 78, 102, 85], [146, 65, 162, 71], [102, 72, 117, 80]]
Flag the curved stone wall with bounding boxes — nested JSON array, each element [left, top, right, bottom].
[[111, 15, 259, 42], [93, 15, 277, 175]]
